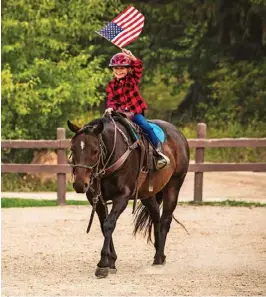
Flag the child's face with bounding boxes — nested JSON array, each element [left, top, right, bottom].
[[112, 66, 130, 79]]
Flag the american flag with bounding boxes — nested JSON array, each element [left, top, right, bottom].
[[97, 6, 145, 48]]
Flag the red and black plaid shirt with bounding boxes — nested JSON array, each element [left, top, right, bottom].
[[106, 59, 147, 114]]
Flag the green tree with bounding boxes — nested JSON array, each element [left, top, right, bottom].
[[142, 70, 193, 121], [2, 0, 266, 139], [2, 0, 120, 140], [124, 0, 266, 126]]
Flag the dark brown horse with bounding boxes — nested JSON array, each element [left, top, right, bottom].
[[67, 114, 189, 278]]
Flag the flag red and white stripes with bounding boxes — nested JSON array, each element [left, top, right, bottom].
[[97, 6, 145, 48]]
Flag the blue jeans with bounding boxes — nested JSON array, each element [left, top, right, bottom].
[[132, 113, 159, 148]]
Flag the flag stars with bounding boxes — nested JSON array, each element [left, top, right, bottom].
[[98, 22, 123, 40]]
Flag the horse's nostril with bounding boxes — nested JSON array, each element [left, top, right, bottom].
[[73, 181, 86, 193], [84, 183, 88, 189]]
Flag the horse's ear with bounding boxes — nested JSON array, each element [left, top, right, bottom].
[[67, 120, 81, 133], [92, 120, 104, 135]]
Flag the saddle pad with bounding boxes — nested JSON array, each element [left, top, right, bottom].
[[148, 122, 166, 143]]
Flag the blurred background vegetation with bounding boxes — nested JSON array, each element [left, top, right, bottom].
[[2, 0, 266, 191]]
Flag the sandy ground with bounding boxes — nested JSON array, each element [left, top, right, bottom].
[[1, 205, 266, 296], [2, 171, 266, 202]]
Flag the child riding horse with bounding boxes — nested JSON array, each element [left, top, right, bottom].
[[105, 49, 170, 170], [67, 49, 190, 278]]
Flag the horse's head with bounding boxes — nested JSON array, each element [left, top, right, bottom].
[[67, 120, 104, 193]]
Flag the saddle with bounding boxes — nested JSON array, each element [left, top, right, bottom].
[[111, 111, 166, 193]]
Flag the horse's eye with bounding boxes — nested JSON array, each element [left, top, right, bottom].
[[91, 149, 98, 155]]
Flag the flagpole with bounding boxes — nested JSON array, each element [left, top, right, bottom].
[[95, 31, 123, 50]]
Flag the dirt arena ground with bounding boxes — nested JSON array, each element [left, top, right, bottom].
[[2, 204, 266, 296]]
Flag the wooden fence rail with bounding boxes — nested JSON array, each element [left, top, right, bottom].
[[2, 125, 266, 204]]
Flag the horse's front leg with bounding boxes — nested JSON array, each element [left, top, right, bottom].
[[95, 192, 129, 278], [95, 202, 118, 273], [86, 192, 118, 274]]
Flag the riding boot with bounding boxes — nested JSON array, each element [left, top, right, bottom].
[[155, 143, 170, 170]]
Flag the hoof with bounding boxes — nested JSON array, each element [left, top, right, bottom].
[[152, 256, 166, 265], [109, 267, 117, 274], [95, 267, 109, 278]]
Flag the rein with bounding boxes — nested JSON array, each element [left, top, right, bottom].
[[70, 115, 139, 233]]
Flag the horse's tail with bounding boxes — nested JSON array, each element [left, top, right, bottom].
[[133, 194, 163, 243]]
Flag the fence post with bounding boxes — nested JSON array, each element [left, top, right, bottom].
[[193, 123, 207, 203], [57, 128, 66, 205]]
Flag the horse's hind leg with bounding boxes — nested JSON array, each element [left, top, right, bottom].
[[140, 196, 161, 264], [157, 175, 185, 264]]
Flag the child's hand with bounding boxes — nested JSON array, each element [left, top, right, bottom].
[[104, 108, 114, 115], [122, 48, 133, 56], [122, 48, 137, 61]]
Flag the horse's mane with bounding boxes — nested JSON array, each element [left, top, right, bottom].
[[87, 117, 109, 127]]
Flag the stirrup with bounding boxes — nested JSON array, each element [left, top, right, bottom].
[[155, 152, 170, 170]]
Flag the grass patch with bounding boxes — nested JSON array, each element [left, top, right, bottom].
[[1, 198, 265, 208], [178, 200, 266, 207], [1, 198, 88, 208]]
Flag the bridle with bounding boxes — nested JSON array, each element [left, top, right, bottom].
[[68, 139, 103, 172], [68, 116, 119, 178], [69, 157, 100, 170]]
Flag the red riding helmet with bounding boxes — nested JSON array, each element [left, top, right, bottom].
[[109, 53, 132, 67]]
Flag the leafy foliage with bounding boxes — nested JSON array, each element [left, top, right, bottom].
[[2, 0, 266, 172], [2, 0, 120, 140], [125, 0, 266, 127]]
